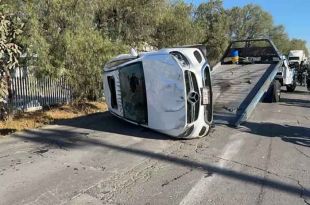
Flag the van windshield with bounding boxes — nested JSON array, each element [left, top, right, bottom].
[[119, 62, 148, 124]]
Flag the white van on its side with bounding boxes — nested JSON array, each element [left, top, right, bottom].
[[103, 46, 213, 138]]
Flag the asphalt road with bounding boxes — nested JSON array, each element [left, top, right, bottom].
[[0, 86, 309, 205]]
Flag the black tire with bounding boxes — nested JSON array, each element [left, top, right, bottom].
[[264, 80, 281, 103], [307, 78, 310, 91], [286, 81, 296, 92], [297, 72, 303, 86]]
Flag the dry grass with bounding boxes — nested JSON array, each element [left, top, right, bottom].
[[0, 101, 107, 136]]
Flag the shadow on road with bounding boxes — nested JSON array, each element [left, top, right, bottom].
[[6, 87, 309, 199], [242, 89, 310, 147], [283, 89, 309, 95], [0, 128, 17, 136], [11, 127, 310, 198], [243, 122, 310, 147], [55, 111, 174, 141], [280, 98, 310, 109]]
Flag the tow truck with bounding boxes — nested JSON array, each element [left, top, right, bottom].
[[275, 55, 296, 92], [212, 39, 283, 127], [103, 39, 284, 138]]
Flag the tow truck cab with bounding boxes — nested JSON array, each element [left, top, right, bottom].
[[276, 56, 296, 92], [103, 47, 213, 138]]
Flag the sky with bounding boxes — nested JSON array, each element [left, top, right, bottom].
[[186, 0, 310, 52]]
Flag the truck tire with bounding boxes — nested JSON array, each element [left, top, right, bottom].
[[264, 80, 281, 103], [286, 81, 296, 92]]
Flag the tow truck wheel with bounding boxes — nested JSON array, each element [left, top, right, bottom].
[[286, 81, 296, 92], [264, 80, 281, 103]]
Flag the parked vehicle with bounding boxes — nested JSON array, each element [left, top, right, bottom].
[[288, 50, 306, 67], [103, 46, 213, 138], [275, 55, 296, 92], [288, 50, 307, 86]]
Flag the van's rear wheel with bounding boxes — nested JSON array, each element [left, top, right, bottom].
[[264, 80, 281, 103]]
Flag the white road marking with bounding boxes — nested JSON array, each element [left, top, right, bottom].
[[179, 136, 244, 205]]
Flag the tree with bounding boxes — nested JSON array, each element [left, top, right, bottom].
[[195, 0, 229, 65], [227, 4, 273, 40], [268, 25, 290, 54], [95, 0, 166, 48], [288, 39, 309, 56], [64, 25, 126, 100], [12, 0, 128, 100], [0, 2, 22, 118], [154, 1, 203, 48]]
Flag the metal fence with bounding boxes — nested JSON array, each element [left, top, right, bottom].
[[9, 76, 72, 112]]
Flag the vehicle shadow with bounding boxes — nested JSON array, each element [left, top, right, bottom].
[[55, 111, 175, 141], [282, 89, 309, 95], [279, 97, 310, 109], [0, 128, 17, 136], [11, 127, 310, 198], [243, 122, 310, 147]]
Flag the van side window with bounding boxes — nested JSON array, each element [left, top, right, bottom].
[[107, 76, 117, 109]]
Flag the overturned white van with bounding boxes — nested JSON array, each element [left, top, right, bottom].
[[103, 46, 213, 138]]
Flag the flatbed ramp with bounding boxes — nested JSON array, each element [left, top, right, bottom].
[[212, 63, 279, 126]]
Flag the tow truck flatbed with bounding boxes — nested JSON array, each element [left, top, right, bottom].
[[211, 39, 282, 127]]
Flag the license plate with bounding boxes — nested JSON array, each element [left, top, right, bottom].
[[201, 87, 209, 105]]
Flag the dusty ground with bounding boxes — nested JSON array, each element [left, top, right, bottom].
[[0, 102, 107, 136], [0, 86, 309, 205]]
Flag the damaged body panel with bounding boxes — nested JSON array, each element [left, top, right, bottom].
[[103, 47, 213, 138]]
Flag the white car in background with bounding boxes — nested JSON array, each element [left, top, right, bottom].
[[103, 46, 213, 138]]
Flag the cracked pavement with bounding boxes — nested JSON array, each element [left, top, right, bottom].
[[0, 86, 309, 205]]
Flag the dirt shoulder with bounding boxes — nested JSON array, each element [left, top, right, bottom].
[[0, 101, 107, 136]]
